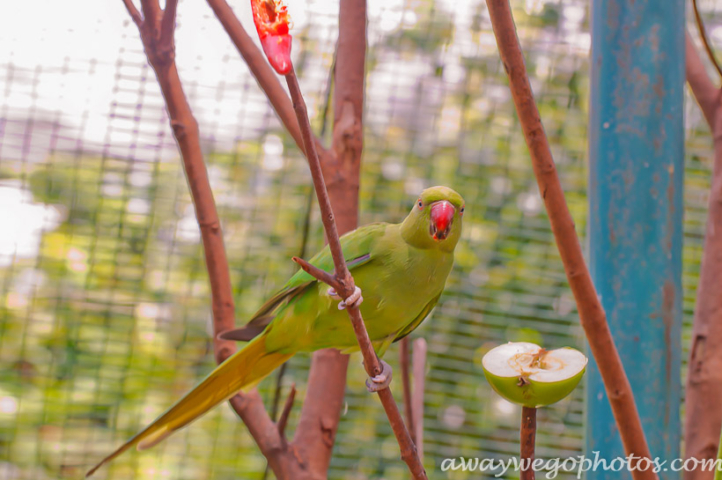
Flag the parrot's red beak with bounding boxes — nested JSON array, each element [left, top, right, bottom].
[[430, 200, 455, 241]]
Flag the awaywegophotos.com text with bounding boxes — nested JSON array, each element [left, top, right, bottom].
[[440, 453, 722, 478]]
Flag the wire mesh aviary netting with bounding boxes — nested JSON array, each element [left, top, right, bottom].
[[0, 0, 716, 478]]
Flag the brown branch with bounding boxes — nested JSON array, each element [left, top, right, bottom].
[[292, 256, 339, 287], [687, 32, 720, 127], [692, 0, 722, 81], [160, 0, 178, 47], [203, 3, 349, 473], [205, 0, 407, 475], [327, 0, 364, 228], [122, 0, 142, 26], [277, 384, 297, 438], [484, 1, 656, 478], [400, 338, 415, 446], [229, 393, 298, 479], [262, 363, 289, 480], [684, 30, 722, 480], [285, 68, 426, 479], [269, 364, 288, 421], [205, 0, 329, 159], [127, 0, 235, 369], [290, 0, 367, 474], [520, 407, 536, 480], [123, 2, 293, 478], [285, 75, 348, 280], [265, 74, 333, 477], [139, 0, 160, 29], [291, 350, 349, 477], [411, 338, 426, 462]]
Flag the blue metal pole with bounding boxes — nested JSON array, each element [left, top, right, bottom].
[[588, 1, 684, 478]]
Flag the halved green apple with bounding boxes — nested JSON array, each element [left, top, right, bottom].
[[482, 342, 587, 408]]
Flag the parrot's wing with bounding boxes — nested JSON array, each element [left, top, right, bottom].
[[219, 284, 309, 341], [393, 291, 442, 342], [219, 223, 388, 342]]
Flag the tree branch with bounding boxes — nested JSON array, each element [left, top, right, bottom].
[[122, 0, 142, 26], [692, 0, 722, 82], [284, 66, 426, 479], [205, 0, 330, 159], [683, 29, 722, 480], [277, 384, 297, 438], [484, 1, 656, 478], [290, 0, 367, 474], [520, 407, 537, 480], [139, 0, 160, 29], [123, 2, 293, 477], [687, 32, 720, 127], [400, 337, 416, 446], [412, 338, 426, 461], [327, 0, 365, 227], [264, 67, 334, 478], [292, 256, 341, 288], [160, 0, 178, 47], [229, 392, 299, 478]]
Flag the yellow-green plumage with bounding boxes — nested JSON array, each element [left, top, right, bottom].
[[87, 186, 464, 477]]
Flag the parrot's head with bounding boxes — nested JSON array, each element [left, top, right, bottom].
[[401, 186, 464, 251]]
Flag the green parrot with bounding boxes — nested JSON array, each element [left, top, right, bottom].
[[87, 186, 464, 477]]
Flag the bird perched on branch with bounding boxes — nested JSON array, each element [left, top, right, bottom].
[[87, 186, 464, 477]]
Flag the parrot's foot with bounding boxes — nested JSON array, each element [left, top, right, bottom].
[[365, 360, 393, 392], [327, 286, 364, 310]]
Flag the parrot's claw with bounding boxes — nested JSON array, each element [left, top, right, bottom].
[[329, 286, 363, 310], [365, 360, 393, 392]]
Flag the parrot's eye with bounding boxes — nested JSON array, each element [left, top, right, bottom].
[[460, 206, 465, 216], [417, 200, 423, 209]]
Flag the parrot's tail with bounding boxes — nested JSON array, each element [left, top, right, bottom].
[[86, 333, 292, 477]]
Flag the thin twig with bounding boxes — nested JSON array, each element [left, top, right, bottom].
[[285, 68, 427, 479], [286, 75, 349, 285], [290, 0, 366, 472], [412, 338, 426, 462], [268, 190, 315, 423], [686, 32, 719, 126], [692, 0, 722, 81], [262, 363, 288, 480], [206, 0, 328, 158], [400, 337, 416, 445], [292, 257, 340, 289], [122, 0, 142, 26], [269, 363, 288, 421], [277, 384, 297, 438], [160, 0, 178, 46], [318, 55, 337, 140], [521, 407, 537, 480], [484, 1, 656, 478], [206, 0, 387, 476], [265, 57, 334, 466]]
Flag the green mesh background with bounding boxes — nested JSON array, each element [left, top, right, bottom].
[[0, 0, 712, 478]]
